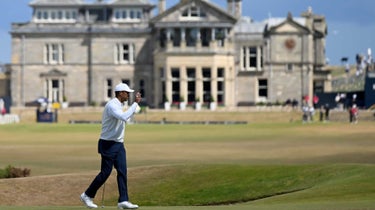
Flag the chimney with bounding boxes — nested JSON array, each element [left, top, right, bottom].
[[158, 0, 166, 14], [301, 6, 314, 31], [227, 0, 234, 15], [234, 0, 242, 18]]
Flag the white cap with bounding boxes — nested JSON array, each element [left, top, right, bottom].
[[114, 83, 134, 92]]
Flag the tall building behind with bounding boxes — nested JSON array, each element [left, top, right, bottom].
[[9, 0, 330, 109]]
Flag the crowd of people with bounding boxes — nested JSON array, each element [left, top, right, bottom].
[[284, 93, 360, 124]]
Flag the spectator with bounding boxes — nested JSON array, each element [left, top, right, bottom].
[[324, 103, 330, 121], [292, 98, 298, 110], [302, 104, 309, 123], [335, 93, 340, 109], [0, 98, 5, 115], [349, 104, 358, 124], [303, 95, 310, 105], [309, 106, 315, 122], [313, 95, 319, 109], [285, 98, 291, 106]]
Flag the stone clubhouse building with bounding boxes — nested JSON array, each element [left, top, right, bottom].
[[9, 0, 330, 109]]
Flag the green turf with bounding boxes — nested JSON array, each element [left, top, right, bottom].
[[128, 164, 375, 206], [0, 122, 374, 210]]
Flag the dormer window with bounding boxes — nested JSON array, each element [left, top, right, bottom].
[[181, 5, 206, 20], [34, 9, 77, 23], [113, 8, 142, 22]]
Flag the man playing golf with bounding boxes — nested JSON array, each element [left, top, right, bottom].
[[80, 83, 141, 209]]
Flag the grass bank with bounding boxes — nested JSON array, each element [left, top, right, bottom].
[[0, 122, 374, 209]]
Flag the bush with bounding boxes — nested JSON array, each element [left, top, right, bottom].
[[0, 165, 31, 179]]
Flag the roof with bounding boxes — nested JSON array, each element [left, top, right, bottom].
[[29, 0, 153, 7], [10, 23, 152, 34], [234, 17, 266, 34], [151, 0, 237, 24], [264, 17, 306, 29], [109, 0, 152, 5], [234, 14, 312, 36], [29, 0, 84, 6]]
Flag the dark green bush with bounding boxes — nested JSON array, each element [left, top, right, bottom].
[[0, 165, 31, 179]]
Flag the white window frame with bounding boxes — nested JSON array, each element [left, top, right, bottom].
[[241, 46, 263, 71], [44, 43, 64, 65], [217, 68, 225, 104], [180, 5, 206, 21], [115, 43, 136, 64], [112, 8, 142, 22], [44, 79, 64, 103], [34, 9, 77, 23], [105, 79, 113, 102]]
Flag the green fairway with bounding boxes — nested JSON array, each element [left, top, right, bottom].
[[0, 122, 374, 210]]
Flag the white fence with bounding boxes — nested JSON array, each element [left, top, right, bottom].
[[0, 114, 20, 124]]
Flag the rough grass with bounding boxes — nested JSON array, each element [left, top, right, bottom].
[[0, 122, 374, 210]]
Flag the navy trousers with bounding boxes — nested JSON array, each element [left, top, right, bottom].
[[85, 139, 129, 202]]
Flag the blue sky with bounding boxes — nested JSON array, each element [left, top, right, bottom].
[[0, 0, 374, 65]]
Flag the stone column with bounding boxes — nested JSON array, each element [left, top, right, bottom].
[[165, 65, 172, 103], [180, 66, 187, 102], [181, 28, 186, 48], [196, 67, 203, 102], [211, 66, 218, 102]]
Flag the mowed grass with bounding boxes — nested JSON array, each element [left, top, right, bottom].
[[0, 121, 374, 210]]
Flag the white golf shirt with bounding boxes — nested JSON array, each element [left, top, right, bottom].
[[100, 98, 138, 142]]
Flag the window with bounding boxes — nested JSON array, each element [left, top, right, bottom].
[[186, 28, 198, 47], [181, 6, 206, 19], [217, 68, 225, 104], [44, 79, 64, 102], [51, 11, 56, 20], [44, 43, 64, 64], [121, 79, 130, 87], [215, 28, 225, 47], [160, 67, 166, 102], [115, 43, 135, 64], [190, 6, 199, 17], [313, 80, 324, 93], [58, 11, 63, 19], [136, 11, 142, 19], [113, 8, 142, 22], [34, 9, 77, 23], [249, 47, 257, 68], [139, 80, 146, 98], [37, 11, 42, 19], [286, 63, 293, 71], [187, 68, 196, 103], [202, 68, 212, 103], [241, 46, 263, 71], [171, 28, 181, 47], [200, 28, 211, 47], [258, 79, 268, 101], [171, 68, 180, 103], [121, 79, 131, 101], [43, 11, 48, 20], [106, 79, 113, 101]]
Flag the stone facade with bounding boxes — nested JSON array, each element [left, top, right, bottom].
[[9, 0, 330, 109]]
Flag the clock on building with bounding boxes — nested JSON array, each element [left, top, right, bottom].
[[284, 38, 296, 50]]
